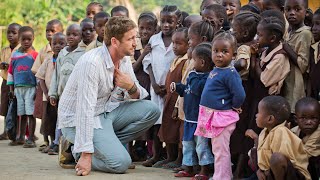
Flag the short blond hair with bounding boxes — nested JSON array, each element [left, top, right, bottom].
[[104, 16, 136, 46]]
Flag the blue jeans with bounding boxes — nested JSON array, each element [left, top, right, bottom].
[[61, 100, 160, 173]]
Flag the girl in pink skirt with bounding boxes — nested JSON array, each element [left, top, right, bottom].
[[194, 32, 246, 180]]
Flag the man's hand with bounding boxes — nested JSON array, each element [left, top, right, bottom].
[[114, 68, 134, 90], [50, 97, 57, 106], [75, 152, 92, 176]]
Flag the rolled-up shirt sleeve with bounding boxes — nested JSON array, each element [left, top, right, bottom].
[[73, 60, 99, 153]]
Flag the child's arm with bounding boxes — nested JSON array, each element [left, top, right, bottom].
[[188, 74, 207, 96], [6, 57, 14, 98], [39, 79, 49, 101], [234, 58, 248, 72], [147, 65, 165, 97], [48, 57, 60, 106], [227, 71, 246, 109], [132, 44, 151, 72], [173, 82, 186, 97], [282, 43, 299, 67], [245, 129, 258, 147]]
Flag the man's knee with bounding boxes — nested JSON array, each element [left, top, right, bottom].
[[142, 100, 161, 122], [270, 152, 288, 169], [110, 155, 132, 173]]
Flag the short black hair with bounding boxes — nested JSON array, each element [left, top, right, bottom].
[[18, 26, 34, 37], [240, 3, 261, 14], [269, 0, 285, 9], [161, 5, 182, 22], [261, 9, 286, 22], [80, 18, 94, 27], [261, 96, 290, 123], [87, 2, 103, 11], [285, 0, 308, 8], [189, 21, 215, 42], [111, 5, 129, 17], [8, 23, 22, 29], [52, 32, 66, 41], [259, 16, 285, 41], [93, 12, 110, 23], [47, 19, 63, 28], [295, 97, 320, 116], [314, 8, 320, 16], [193, 42, 214, 69], [204, 4, 228, 24], [212, 31, 237, 52], [138, 12, 158, 27], [200, 0, 222, 12], [233, 11, 261, 42]]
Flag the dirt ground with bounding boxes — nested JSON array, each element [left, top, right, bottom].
[[0, 118, 186, 180]]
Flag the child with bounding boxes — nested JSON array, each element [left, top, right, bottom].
[[309, 8, 320, 101], [249, 0, 264, 11], [182, 15, 202, 28], [240, 3, 261, 14], [79, 18, 96, 50], [142, 5, 180, 167], [158, 27, 189, 169], [305, 8, 313, 27], [231, 11, 261, 178], [173, 43, 214, 179], [201, 4, 229, 32], [194, 32, 245, 180], [222, 0, 241, 23], [283, 0, 314, 113], [200, 0, 222, 13], [35, 33, 67, 154], [32, 19, 63, 150], [255, 96, 311, 180], [0, 23, 21, 140], [7, 26, 38, 148], [49, 24, 84, 108], [292, 97, 320, 180], [86, 1, 103, 20], [129, 12, 157, 162], [111, 5, 129, 17], [86, 12, 110, 51]]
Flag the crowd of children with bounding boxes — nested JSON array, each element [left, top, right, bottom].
[[0, 0, 319, 179]]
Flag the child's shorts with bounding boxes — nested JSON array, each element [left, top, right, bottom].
[[182, 136, 214, 166], [14, 86, 36, 116]]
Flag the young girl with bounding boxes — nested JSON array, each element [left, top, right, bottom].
[[222, 0, 241, 23], [86, 1, 103, 20], [173, 43, 214, 179], [0, 23, 21, 140], [35, 33, 67, 154], [309, 8, 320, 101], [129, 12, 157, 162], [157, 27, 189, 169], [194, 32, 246, 180], [142, 5, 180, 167], [231, 11, 261, 178], [7, 26, 38, 148]]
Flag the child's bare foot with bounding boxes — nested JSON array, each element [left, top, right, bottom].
[[142, 158, 158, 167], [152, 159, 171, 168]]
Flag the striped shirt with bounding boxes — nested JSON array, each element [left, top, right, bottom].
[[58, 42, 148, 153]]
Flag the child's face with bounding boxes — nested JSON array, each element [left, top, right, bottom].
[[262, 0, 282, 11], [312, 14, 320, 42], [188, 30, 202, 50], [112, 11, 128, 17], [138, 19, 156, 44], [86, 5, 101, 20], [6, 25, 19, 45], [160, 12, 178, 36], [81, 22, 96, 44], [284, 0, 306, 27], [51, 35, 67, 55], [172, 31, 188, 56], [19, 31, 34, 51], [201, 9, 223, 31], [94, 17, 108, 41], [66, 27, 82, 48], [257, 23, 271, 48], [222, 0, 240, 22], [212, 39, 234, 68], [46, 23, 63, 43], [296, 105, 320, 135], [256, 100, 270, 128]]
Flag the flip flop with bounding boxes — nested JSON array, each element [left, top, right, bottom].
[[174, 170, 195, 177], [152, 160, 168, 168], [162, 162, 181, 169], [191, 174, 209, 180], [172, 165, 187, 173]]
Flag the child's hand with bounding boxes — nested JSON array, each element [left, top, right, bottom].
[[8, 91, 15, 100], [142, 44, 152, 56], [170, 82, 176, 93], [172, 107, 178, 120], [50, 97, 57, 106], [0, 62, 8, 70], [245, 129, 258, 140], [152, 83, 162, 95], [250, 43, 259, 55], [159, 85, 167, 97], [232, 107, 242, 114]]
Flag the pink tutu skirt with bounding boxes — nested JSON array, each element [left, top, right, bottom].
[[194, 105, 239, 138]]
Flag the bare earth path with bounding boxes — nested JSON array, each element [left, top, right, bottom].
[[0, 118, 185, 180]]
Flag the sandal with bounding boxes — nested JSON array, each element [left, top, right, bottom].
[[172, 165, 187, 173], [152, 160, 169, 168], [23, 139, 36, 148], [48, 144, 59, 155], [38, 144, 48, 151], [162, 162, 181, 169], [0, 133, 8, 140], [174, 170, 195, 177], [192, 174, 209, 180]]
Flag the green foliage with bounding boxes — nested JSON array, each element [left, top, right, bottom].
[[1, 0, 201, 50]]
